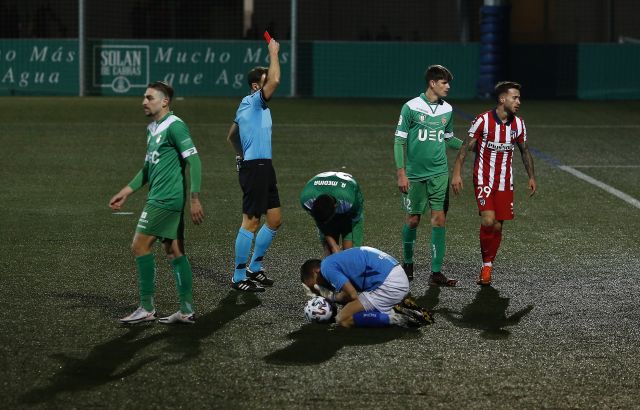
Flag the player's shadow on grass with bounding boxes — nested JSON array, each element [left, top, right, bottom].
[[20, 325, 166, 405], [414, 285, 443, 312], [160, 290, 261, 364], [20, 291, 260, 404], [439, 285, 533, 339], [264, 323, 419, 366]]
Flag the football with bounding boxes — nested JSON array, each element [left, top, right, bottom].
[[304, 296, 334, 323]]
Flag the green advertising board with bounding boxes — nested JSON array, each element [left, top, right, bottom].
[[89, 40, 291, 96], [0, 40, 78, 96]]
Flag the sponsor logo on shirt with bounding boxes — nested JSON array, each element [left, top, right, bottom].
[[145, 150, 160, 164], [486, 141, 514, 152]]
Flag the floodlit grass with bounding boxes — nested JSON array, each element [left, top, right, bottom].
[[1, 97, 639, 408]]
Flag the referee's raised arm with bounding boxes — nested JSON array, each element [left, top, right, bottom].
[[261, 39, 280, 101]]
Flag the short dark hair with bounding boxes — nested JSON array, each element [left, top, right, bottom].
[[147, 81, 174, 102], [300, 259, 321, 282], [247, 66, 268, 87], [311, 195, 336, 224], [494, 81, 521, 103], [425, 65, 453, 84]]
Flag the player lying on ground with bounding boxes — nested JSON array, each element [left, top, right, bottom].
[[300, 247, 433, 328], [300, 171, 364, 256]]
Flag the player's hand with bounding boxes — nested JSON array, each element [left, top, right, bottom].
[[268, 39, 280, 54], [397, 173, 409, 193], [301, 283, 316, 298], [190, 196, 204, 225], [235, 155, 243, 172], [451, 174, 463, 195], [528, 178, 537, 197], [109, 186, 133, 211], [313, 284, 335, 302]]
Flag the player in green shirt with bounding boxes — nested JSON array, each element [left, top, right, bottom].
[[109, 81, 204, 325], [394, 65, 463, 285], [300, 171, 364, 255]]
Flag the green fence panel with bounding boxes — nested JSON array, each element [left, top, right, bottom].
[[308, 42, 478, 99], [88, 40, 290, 96], [0, 40, 79, 96], [578, 44, 640, 99]]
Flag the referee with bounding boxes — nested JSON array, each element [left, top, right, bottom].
[[226, 37, 282, 292]]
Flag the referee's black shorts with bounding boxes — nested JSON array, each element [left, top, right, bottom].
[[239, 159, 281, 217]]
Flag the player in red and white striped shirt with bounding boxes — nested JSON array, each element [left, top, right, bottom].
[[451, 81, 537, 286]]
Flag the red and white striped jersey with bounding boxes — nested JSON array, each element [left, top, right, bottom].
[[468, 110, 527, 191]]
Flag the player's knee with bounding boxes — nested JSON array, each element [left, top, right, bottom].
[[131, 241, 148, 257], [431, 214, 446, 227], [406, 215, 420, 229], [481, 216, 496, 227], [267, 217, 282, 230]]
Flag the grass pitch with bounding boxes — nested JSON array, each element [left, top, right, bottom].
[[1, 97, 640, 409]]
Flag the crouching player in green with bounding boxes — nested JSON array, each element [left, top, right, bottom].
[[394, 65, 463, 285], [109, 81, 204, 325], [300, 171, 364, 256]]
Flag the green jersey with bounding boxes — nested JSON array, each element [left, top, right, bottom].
[[300, 172, 363, 222], [394, 93, 454, 180], [143, 112, 198, 211]]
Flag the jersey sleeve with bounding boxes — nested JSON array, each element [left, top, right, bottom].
[[351, 183, 364, 222], [468, 115, 484, 141], [169, 120, 198, 159], [320, 260, 348, 293], [249, 91, 266, 110], [516, 118, 527, 144], [169, 120, 201, 193], [394, 104, 411, 139], [299, 183, 315, 213], [444, 113, 454, 139], [127, 162, 149, 192]]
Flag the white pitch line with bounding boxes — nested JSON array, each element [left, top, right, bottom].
[[558, 165, 640, 209], [569, 165, 640, 168], [112, 212, 134, 215]]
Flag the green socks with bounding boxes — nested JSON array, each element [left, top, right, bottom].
[[402, 224, 417, 264], [171, 255, 194, 314], [431, 226, 446, 273], [136, 253, 156, 311]]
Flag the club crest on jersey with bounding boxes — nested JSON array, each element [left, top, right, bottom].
[[510, 130, 517, 138], [441, 117, 447, 125], [419, 114, 426, 122], [479, 198, 486, 206]]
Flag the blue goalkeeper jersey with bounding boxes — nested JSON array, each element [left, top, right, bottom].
[[234, 90, 272, 160], [320, 247, 399, 293]]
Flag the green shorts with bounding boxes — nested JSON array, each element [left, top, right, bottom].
[[317, 214, 364, 246], [136, 203, 184, 241], [402, 173, 449, 214]]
